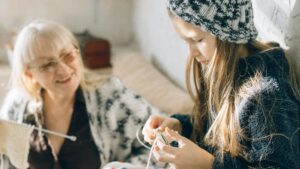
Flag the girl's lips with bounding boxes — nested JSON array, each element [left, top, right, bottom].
[[195, 57, 209, 64], [200, 60, 209, 64]]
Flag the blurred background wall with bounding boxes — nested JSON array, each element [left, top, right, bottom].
[[0, 0, 134, 61]]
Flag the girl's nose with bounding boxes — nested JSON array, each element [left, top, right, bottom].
[[188, 43, 200, 59]]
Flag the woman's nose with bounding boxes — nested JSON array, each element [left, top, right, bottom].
[[188, 43, 200, 59], [55, 61, 72, 75]]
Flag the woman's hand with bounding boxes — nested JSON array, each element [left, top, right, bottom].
[[142, 115, 182, 144], [153, 128, 215, 169]]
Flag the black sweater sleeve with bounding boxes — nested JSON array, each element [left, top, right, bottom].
[[170, 114, 193, 139]]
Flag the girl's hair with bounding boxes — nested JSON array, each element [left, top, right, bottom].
[[10, 20, 87, 99], [186, 39, 300, 159]]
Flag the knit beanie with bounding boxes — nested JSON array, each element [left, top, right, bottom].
[[166, 0, 258, 44]]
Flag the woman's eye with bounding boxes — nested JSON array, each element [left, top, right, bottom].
[[196, 39, 203, 42], [64, 53, 74, 62], [40, 61, 56, 70]]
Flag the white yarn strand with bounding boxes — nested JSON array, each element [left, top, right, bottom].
[[136, 127, 152, 150], [146, 139, 158, 169]]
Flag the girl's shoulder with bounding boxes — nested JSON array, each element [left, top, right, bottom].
[[238, 47, 289, 78], [235, 47, 298, 112], [236, 47, 290, 90]]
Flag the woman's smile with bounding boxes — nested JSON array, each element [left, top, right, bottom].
[[56, 73, 74, 84]]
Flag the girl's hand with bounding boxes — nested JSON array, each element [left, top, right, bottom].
[[142, 115, 182, 144], [153, 128, 215, 169]]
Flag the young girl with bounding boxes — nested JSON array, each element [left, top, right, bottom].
[[0, 20, 160, 169], [143, 0, 300, 168]]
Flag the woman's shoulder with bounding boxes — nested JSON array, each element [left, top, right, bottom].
[[82, 75, 130, 107], [83, 75, 126, 93]]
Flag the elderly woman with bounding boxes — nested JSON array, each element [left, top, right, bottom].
[[0, 20, 159, 169]]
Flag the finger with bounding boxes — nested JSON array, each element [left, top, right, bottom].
[[155, 139, 164, 150], [142, 116, 159, 134], [156, 140, 178, 155], [142, 128, 156, 139], [153, 146, 175, 163], [149, 115, 162, 129], [143, 136, 155, 145], [158, 126, 166, 132], [142, 123, 153, 135], [165, 127, 187, 144], [142, 128, 155, 144], [160, 118, 173, 128], [142, 126, 156, 142], [144, 136, 155, 144]]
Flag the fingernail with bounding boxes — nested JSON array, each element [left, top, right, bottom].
[[159, 126, 165, 131], [150, 133, 156, 138]]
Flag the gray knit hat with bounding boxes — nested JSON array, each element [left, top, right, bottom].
[[166, 0, 258, 44]]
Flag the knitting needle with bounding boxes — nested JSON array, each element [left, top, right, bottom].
[[0, 118, 77, 141], [35, 127, 77, 141]]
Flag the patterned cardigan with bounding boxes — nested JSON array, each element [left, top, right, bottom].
[[0, 76, 161, 169]]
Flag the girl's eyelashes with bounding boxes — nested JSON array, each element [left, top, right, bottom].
[[190, 37, 203, 43], [183, 37, 203, 43], [196, 38, 203, 42]]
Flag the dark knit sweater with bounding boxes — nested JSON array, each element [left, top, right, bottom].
[[172, 47, 300, 169]]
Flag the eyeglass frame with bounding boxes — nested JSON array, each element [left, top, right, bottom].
[[27, 48, 80, 73]]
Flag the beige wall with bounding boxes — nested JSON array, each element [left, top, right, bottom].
[[132, 0, 187, 88], [0, 0, 134, 61]]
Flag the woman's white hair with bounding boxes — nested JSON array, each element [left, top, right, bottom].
[[10, 20, 85, 99]]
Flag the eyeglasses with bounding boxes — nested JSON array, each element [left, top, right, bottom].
[[29, 49, 79, 73]]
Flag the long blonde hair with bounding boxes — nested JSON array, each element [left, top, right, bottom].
[[186, 39, 300, 159]]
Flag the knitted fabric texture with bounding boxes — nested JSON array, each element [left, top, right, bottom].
[[171, 48, 300, 168], [0, 119, 34, 169], [166, 0, 258, 43], [0, 76, 164, 169]]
